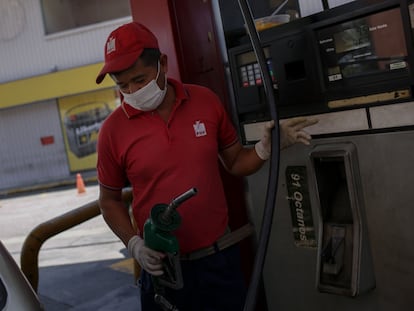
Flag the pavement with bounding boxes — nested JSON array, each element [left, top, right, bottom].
[[0, 183, 141, 310]]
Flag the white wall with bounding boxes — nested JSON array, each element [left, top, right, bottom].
[[0, 100, 69, 190], [0, 0, 131, 84]]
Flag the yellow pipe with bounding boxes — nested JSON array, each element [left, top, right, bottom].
[[20, 189, 132, 292]]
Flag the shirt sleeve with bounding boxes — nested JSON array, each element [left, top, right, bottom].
[[96, 118, 127, 190], [215, 96, 239, 150]]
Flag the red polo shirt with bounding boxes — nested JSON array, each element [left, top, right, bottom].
[[97, 78, 238, 253]]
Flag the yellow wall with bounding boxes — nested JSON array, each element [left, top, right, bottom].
[[0, 63, 115, 109], [58, 89, 119, 172]]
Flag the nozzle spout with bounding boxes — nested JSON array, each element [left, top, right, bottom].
[[161, 188, 198, 222], [171, 188, 198, 207]]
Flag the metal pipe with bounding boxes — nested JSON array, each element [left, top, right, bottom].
[[20, 189, 133, 292]]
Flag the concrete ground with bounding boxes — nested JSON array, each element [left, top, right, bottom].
[[0, 183, 141, 310]]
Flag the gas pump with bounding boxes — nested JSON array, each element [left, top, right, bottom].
[[219, 0, 414, 310]]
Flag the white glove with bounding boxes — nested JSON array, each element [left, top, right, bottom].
[[254, 120, 274, 160], [280, 117, 318, 149], [254, 117, 319, 160], [127, 235, 165, 276]]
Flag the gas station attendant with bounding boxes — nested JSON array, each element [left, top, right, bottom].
[[96, 21, 317, 311]]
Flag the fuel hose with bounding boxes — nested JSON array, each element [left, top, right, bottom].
[[237, 1, 281, 310]]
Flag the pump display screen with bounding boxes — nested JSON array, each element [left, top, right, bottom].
[[317, 7, 408, 83]]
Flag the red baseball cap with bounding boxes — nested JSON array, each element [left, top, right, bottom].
[[96, 22, 159, 84]]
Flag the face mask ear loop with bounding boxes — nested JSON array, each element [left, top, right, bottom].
[[155, 61, 161, 81], [156, 60, 167, 91]]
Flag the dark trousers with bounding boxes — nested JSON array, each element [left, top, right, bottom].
[[139, 245, 247, 311]]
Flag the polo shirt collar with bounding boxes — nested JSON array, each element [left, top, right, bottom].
[[121, 78, 188, 119]]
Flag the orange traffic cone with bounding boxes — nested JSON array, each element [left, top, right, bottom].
[[76, 173, 86, 194]]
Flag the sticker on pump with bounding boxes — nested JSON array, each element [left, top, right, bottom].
[[286, 166, 317, 248]]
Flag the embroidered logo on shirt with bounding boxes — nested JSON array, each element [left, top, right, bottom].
[[106, 37, 116, 54], [193, 120, 207, 137]]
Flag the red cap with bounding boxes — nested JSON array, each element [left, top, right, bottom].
[[96, 22, 159, 84]]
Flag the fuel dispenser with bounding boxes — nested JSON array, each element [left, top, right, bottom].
[[228, 0, 414, 144], [218, 0, 414, 309]]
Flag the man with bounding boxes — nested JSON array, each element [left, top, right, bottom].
[[96, 22, 317, 311]]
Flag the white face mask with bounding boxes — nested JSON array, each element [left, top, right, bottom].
[[121, 62, 167, 111]]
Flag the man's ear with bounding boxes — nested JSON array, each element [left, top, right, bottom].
[[160, 53, 168, 74]]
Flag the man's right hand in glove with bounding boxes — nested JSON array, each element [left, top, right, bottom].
[[128, 235, 166, 276]]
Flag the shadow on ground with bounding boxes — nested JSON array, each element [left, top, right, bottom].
[[38, 258, 140, 311]]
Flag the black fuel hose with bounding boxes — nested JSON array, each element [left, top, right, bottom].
[[237, 1, 281, 310]]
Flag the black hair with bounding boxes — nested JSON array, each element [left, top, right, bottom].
[[139, 48, 161, 67]]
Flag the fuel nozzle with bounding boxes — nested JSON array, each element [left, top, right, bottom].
[[144, 187, 198, 293], [144, 187, 198, 310]]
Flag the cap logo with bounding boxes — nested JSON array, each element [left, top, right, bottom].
[[106, 37, 116, 54]]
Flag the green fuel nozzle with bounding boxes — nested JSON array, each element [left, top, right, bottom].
[[143, 187, 198, 306], [145, 188, 198, 244]]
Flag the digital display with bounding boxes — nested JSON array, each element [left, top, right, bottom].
[[334, 27, 371, 54], [317, 7, 408, 83]]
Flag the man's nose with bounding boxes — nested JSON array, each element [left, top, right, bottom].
[[128, 83, 141, 94]]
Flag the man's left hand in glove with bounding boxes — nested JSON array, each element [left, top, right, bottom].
[[280, 116, 318, 149], [255, 116, 318, 161]]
